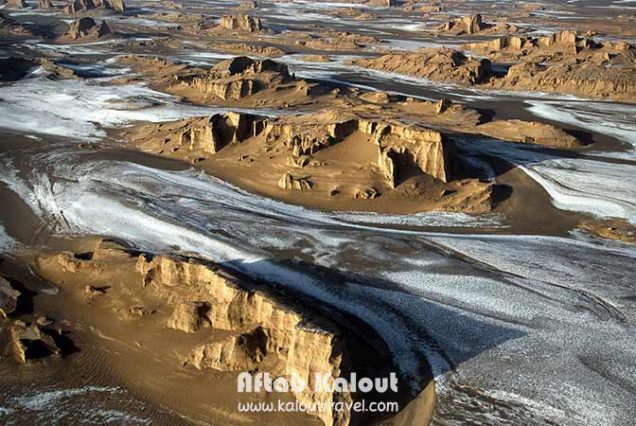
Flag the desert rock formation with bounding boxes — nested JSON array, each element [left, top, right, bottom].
[[63, 17, 111, 39], [218, 14, 262, 32], [352, 32, 636, 101], [435, 14, 525, 36], [34, 241, 360, 426], [476, 120, 584, 149], [0, 277, 19, 318], [126, 109, 496, 213], [64, 0, 126, 14], [5, 0, 26, 8], [351, 48, 493, 85]]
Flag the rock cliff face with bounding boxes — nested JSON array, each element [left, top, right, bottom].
[[360, 119, 448, 185], [438, 14, 486, 34], [41, 244, 352, 426], [179, 112, 264, 153], [123, 107, 485, 213], [136, 254, 351, 426], [218, 15, 262, 32], [134, 111, 450, 186], [64, 17, 111, 39]]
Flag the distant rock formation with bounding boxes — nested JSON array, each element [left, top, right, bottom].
[[64, 0, 126, 14], [64, 17, 111, 39], [436, 13, 523, 36], [353, 32, 636, 102], [6, 0, 27, 8], [174, 56, 314, 102], [351, 48, 493, 85], [439, 14, 486, 34], [38, 0, 53, 9], [218, 14, 262, 32], [477, 120, 585, 149], [461, 31, 636, 101], [237, 0, 257, 9]]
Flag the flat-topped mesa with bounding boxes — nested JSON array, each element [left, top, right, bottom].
[[475, 33, 636, 101], [133, 111, 451, 188], [436, 14, 522, 36], [176, 56, 305, 101], [132, 254, 351, 426], [64, 0, 126, 14], [64, 17, 111, 39], [218, 14, 262, 32], [350, 48, 493, 85]]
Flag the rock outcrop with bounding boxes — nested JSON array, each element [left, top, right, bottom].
[[64, 17, 111, 39], [360, 119, 448, 185], [459, 31, 636, 101], [278, 173, 313, 191], [130, 110, 452, 196], [9, 321, 63, 364], [133, 253, 351, 426], [353, 33, 636, 102], [436, 14, 523, 36], [38, 0, 53, 9], [476, 120, 584, 149], [6, 0, 26, 8], [64, 0, 126, 14], [173, 56, 319, 103], [438, 14, 487, 34], [179, 112, 263, 153], [218, 15, 262, 32], [0, 277, 19, 318], [351, 48, 493, 85]]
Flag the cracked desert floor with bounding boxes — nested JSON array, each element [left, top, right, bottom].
[[0, 0, 635, 425]]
